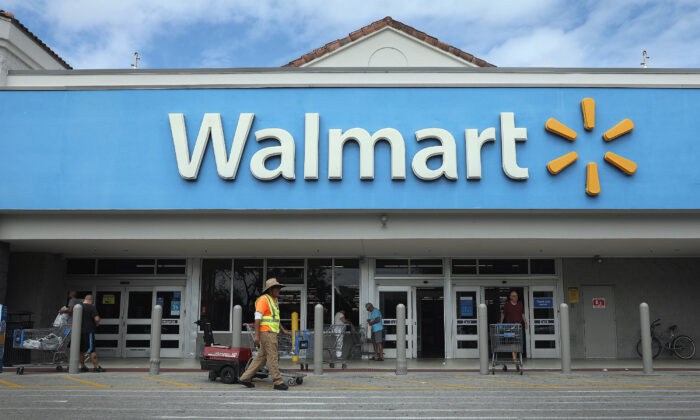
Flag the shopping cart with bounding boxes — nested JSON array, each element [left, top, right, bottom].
[[11, 326, 72, 374], [297, 324, 347, 370], [345, 324, 371, 361], [243, 324, 305, 386], [489, 324, 523, 375]]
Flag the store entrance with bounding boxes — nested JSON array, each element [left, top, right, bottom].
[[416, 288, 444, 358], [87, 286, 184, 358], [484, 287, 527, 358]]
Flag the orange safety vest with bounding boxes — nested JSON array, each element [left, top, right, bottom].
[[257, 294, 280, 333]]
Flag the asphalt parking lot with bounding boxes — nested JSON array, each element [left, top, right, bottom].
[[2, 370, 700, 419]]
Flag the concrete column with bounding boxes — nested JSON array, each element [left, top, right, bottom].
[[0, 242, 8, 304], [478, 303, 489, 375], [639, 302, 654, 374], [149, 305, 162, 375], [396, 303, 407, 375], [232, 305, 242, 348], [68, 304, 83, 374], [314, 304, 323, 375], [560, 303, 571, 374]]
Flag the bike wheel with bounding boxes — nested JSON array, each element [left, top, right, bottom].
[[672, 335, 696, 359], [636, 337, 662, 359]]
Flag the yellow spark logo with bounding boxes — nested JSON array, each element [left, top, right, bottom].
[[545, 98, 637, 196]]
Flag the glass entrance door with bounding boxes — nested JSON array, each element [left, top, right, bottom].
[[528, 286, 559, 358], [155, 287, 184, 358], [124, 288, 153, 358], [93, 286, 185, 358], [377, 286, 415, 359], [94, 289, 124, 358], [453, 287, 480, 358]]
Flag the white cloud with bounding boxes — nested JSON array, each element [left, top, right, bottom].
[[3, 0, 699, 68]]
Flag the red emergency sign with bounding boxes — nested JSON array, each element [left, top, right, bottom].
[[592, 298, 606, 308]]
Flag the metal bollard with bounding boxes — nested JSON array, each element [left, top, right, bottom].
[[560, 303, 571, 374], [68, 304, 83, 374], [232, 305, 242, 348], [150, 305, 162, 375], [396, 304, 407, 375], [478, 304, 489, 375], [314, 304, 323, 375], [639, 302, 653, 374]]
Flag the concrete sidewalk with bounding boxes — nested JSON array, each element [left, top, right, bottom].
[[14, 357, 697, 373]]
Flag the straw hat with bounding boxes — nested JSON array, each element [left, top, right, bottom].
[[263, 278, 285, 293]]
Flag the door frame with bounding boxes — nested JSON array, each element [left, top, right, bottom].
[[94, 286, 127, 358], [528, 285, 560, 358], [452, 286, 481, 358], [375, 285, 416, 359], [154, 285, 185, 358]]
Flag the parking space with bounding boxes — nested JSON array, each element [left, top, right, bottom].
[[2, 370, 700, 419]]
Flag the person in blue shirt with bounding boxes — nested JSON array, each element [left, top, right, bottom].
[[365, 303, 384, 361]]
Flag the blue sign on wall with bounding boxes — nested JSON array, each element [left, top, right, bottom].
[[533, 298, 554, 308], [1, 87, 699, 210]]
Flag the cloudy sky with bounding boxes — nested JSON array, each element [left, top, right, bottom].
[[3, 0, 699, 69]]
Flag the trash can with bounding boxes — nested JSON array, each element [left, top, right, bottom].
[[2, 312, 33, 366]]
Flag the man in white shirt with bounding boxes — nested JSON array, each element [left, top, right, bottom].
[[333, 309, 351, 358]]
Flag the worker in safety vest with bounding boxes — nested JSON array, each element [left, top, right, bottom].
[[239, 278, 292, 390]]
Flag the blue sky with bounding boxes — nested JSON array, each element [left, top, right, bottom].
[[3, 0, 700, 69]]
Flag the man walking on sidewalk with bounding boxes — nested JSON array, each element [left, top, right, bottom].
[[239, 278, 292, 390]]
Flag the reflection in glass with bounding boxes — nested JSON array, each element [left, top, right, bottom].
[[307, 259, 332, 327], [334, 259, 360, 326], [200, 259, 232, 331], [233, 259, 263, 325]]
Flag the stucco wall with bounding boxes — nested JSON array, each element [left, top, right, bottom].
[[563, 258, 700, 359]]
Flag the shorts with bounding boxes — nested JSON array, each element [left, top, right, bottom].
[[371, 330, 384, 343], [80, 332, 95, 353]]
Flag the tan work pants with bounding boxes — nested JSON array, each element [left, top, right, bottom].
[[239, 331, 282, 385]]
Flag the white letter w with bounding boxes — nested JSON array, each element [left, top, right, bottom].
[[168, 113, 254, 180]]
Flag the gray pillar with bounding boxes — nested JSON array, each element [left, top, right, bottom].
[[0, 242, 8, 304], [560, 303, 571, 374], [68, 304, 83, 374], [639, 302, 653, 374], [396, 303, 407, 375], [232, 305, 242, 348], [149, 305, 162, 375], [314, 304, 323, 375], [478, 303, 489, 375]]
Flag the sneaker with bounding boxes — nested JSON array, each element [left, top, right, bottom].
[[93, 367, 106, 373], [273, 383, 289, 391], [239, 381, 255, 388], [79, 366, 89, 373]]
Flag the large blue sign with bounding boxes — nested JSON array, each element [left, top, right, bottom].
[[0, 87, 698, 210]]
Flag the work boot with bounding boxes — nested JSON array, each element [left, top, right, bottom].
[[239, 380, 255, 388], [273, 383, 289, 391]]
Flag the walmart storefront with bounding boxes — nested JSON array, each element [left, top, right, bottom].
[[1, 68, 699, 360]]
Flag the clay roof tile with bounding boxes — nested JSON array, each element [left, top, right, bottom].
[[284, 16, 494, 68]]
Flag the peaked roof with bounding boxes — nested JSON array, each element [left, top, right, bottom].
[[0, 10, 72, 69], [284, 16, 495, 68]]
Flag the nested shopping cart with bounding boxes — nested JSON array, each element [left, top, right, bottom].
[[489, 323, 523, 375], [295, 324, 347, 370], [11, 325, 72, 374]]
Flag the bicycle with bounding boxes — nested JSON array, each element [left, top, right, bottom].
[[636, 318, 696, 359]]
